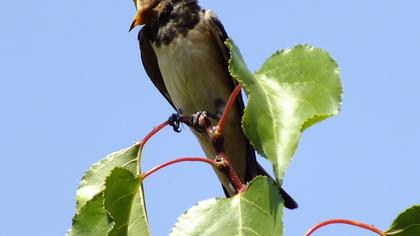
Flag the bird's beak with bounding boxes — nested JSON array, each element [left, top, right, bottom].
[[129, 10, 144, 32]]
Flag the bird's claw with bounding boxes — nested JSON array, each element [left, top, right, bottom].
[[191, 111, 221, 132], [168, 113, 182, 133], [191, 111, 209, 133]]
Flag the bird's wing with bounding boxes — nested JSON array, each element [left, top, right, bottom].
[[138, 27, 177, 110], [203, 11, 235, 88], [203, 10, 259, 183]]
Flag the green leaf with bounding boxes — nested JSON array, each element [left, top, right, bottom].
[[67, 192, 113, 236], [75, 145, 140, 212], [227, 40, 342, 181], [68, 144, 150, 236], [170, 176, 283, 236], [385, 205, 420, 235], [104, 167, 148, 236]]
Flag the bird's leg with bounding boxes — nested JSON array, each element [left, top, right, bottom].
[[168, 113, 182, 133]]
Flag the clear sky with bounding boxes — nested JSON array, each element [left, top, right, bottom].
[[1, 0, 419, 235]]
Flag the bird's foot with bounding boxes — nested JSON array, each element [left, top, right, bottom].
[[168, 113, 182, 133], [191, 111, 220, 133], [191, 111, 208, 133]]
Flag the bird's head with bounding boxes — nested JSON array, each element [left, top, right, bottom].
[[130, 0, 198, 31], [129, 0, 166, 31]]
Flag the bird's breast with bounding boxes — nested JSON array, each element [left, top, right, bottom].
[[151, 24, 231, 116]]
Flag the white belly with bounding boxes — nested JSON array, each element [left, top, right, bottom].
[[151, 27, 231, 116]]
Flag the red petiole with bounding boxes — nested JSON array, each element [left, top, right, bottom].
[[141, 157, 217, 180], [304, 218, 385, 236], [139, 120, 170, 148], [216, 84, 242, 135]]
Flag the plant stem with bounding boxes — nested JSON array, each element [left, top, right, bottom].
[[218, 152, 247, 193], [195, 103, 247, 194], [141, 157, 217, 180], [304, 219, 385, 236], [138, 85, 246, 194], [216, 84, 242, 135], [139, 120, 170, 148], [139, 115, 191, 148]]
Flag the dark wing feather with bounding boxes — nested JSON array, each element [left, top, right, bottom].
[[203, 11, 230, 67], [138, 27, 176, 110]]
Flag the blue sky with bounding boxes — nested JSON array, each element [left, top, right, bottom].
[[1, 0, 419, 235]]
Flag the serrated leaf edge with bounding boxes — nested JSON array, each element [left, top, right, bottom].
[[66, 191, 115, 236]]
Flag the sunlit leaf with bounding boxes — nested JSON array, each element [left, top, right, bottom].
[[170, 176, 283, 236], [227, 40, 342, 181], [75, 145, 140, 212], [68, 144, 150, 236], [105, 168, 147, 236], [67, 192, 112, 236]]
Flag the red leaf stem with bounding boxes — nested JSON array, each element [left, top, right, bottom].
[[216, 84, 242, 134], [218, 152, 246, 193], [304, 219, 385, 236], [139, 116, 191, 148], [141, 157, 217, 180], [139, 120, 170, 148]]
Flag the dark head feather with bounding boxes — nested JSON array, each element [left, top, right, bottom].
[[143, 0, 201, 46]]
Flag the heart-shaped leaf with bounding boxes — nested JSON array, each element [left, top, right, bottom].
[[227, 40, 342, 181]]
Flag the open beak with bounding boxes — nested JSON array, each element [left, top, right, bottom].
[[129, 10, 144, 32]]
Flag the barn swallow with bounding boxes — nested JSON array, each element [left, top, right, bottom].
[[130, 0, 297, 209]]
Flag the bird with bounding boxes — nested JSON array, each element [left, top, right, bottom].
[[130, 0, 297, 209]]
